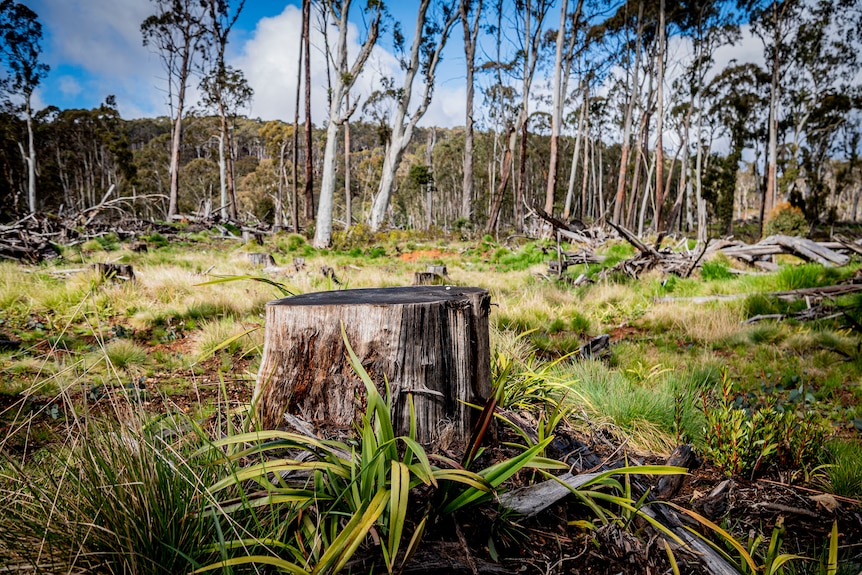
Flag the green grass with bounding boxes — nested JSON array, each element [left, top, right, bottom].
[[823, 439, 862, 498], [0, 413, 224, 573], [104, 338, 149, 369]]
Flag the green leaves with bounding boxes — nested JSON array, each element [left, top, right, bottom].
[[200, 322, 543, 574]]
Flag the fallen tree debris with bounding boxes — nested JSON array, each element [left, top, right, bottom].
[[718, 234, 852, 267]]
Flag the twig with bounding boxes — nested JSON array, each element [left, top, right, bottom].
[[453, 519, 479, 575], [758, 502, 820, 518], [757, 478, 861, 505]]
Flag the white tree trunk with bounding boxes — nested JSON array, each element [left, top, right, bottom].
[[368, 0, 456, 231], [217, 134, 228, 219], [315, 119, 342, 247], [544, 0, 568, 214], [313, 0, 380, 247], [25, 99, 36, 214]]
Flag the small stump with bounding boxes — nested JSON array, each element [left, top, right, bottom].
[[248, 252, 276, 267], [253, 286, 492, 447], [93, 263, 135, 281]]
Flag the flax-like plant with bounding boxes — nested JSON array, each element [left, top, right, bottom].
[[198, 324, 551, 574], [557, 465, 690, 546]]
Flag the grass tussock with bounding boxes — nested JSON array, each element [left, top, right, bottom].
[[823, 439, 862, 498], [103, 338, 149, 369], [194, 317, 263, 360], [0, 412, 223, 574], [644, 301, 743, 344]]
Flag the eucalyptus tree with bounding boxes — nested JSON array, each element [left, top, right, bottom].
[[782, 0, 860, 224], [459, 0, 482, 222], [749, 0, 803, 222], [0, 0, 48, 214], [200, 0, 252, 221], [704, 63, 768, 231], [142, 0, 208, 218], [663, 0, 741, 241], [368, 0, 459, 231], [485, 0, 552, 233], [313, 0, 383, 248], [544, 0, 584, 215]]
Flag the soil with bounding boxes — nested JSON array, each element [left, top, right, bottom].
[[398, 249, 459, 262]]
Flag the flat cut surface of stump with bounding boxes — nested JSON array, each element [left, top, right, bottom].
[[253, 286, 491, 447]]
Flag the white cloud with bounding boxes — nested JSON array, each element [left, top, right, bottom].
[[232, 5, 467, 128], [30, 0, 472, 127], [58, 76, 82, 98], [32, 0, 170, 117]]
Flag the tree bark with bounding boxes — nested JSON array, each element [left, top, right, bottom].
[[253, 286, 492, 447], [344, 93, 352, 229], [302, 0, 314, 226], [563, 83, 587, 220], [612, 0, 645, 226], [292, 19, 303, 233], [460, 0, 482, 223], [654, 0, 666, 230], [544, 0, 568, 215], [25, 98, 36, 214]]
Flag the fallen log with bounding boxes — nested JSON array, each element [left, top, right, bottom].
[[721, 235, 850, 267], [654, 282, 862, 304]]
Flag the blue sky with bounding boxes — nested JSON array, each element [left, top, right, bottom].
[[25, 0, 474, 126]]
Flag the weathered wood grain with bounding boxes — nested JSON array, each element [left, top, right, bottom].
[[253, 286, 492, 447]]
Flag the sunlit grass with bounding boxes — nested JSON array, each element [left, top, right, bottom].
[[822, 439, 862, 498], [642, 300, 743, 345], [103, 339, 149, 369]]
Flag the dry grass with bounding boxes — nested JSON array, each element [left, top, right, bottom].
[[643, 300, 744, 344]]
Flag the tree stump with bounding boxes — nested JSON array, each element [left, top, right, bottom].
[[93, 263, 135, 281], [248, 252, 275, 267], [253, 286, 492, 447]]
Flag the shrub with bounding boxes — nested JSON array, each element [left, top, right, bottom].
[[763, 202, 807, 237], [701, 374, 828, 478]]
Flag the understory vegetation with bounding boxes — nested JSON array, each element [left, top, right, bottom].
[[1, 227, 861, 573]]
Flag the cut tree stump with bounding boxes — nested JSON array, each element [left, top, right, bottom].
[[93, 263, 135, 281], [253, 286, 492, 447], [248, 252, 276, 267]]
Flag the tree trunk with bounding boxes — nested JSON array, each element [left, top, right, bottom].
[[344, 94, 353, 230], [253, 286, 492, 447], [460, 0, 481, 222], [515, 116, 528, 232], [485, 128, 516, 233], [218, 132, 228, 220], [764, 2, 781, 221], [25, 98, 36, 214], [612, 0, 645, 226], [302, 0, 314, 225], [654, 0, 666, 230], [425, 127, 437, 229], [274, 141, 286, 230], [544, 0, 568, 215], [292, 16, 303, 233], [563, 84, 587, 220]]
